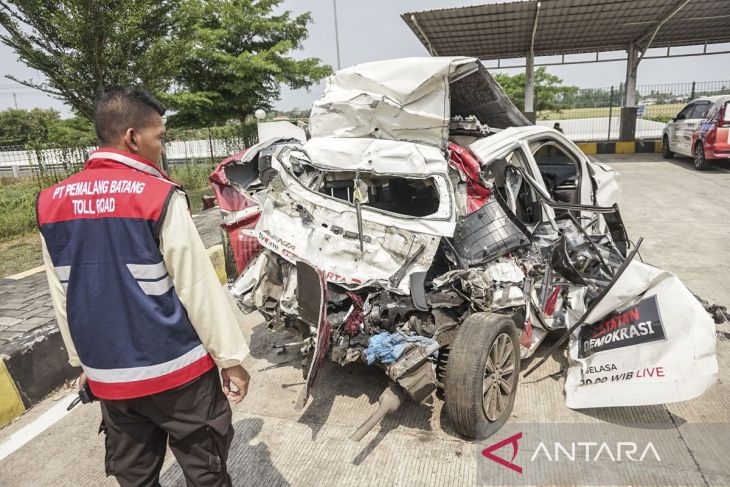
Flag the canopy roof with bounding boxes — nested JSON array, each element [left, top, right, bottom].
[[402, 0, 730, 59]]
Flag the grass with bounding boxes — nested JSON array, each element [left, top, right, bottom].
[[168, 160, 217, 212], [0, 233, 43, 277], [0, 162, 216, 277], [0, 175, 69, 277], [538, 103, 684, 121], [0, 162, 215, 238], [0, 176, 48, 241]]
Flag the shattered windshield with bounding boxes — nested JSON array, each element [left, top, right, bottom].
[[274, 144, 452, 221]]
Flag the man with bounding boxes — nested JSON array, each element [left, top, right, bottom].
[[37, 87, 250, 486]]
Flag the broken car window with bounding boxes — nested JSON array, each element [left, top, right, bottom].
[[321, 172, 441, 217], [531, 140, 580, 203]]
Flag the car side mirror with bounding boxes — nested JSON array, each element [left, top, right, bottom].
[[676, 114, 686, 121]]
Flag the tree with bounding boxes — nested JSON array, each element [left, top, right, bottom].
[[0, 1, 184, 120], [494, 68, 578, 113], [166, 0, 331, 127], [0, 107, 95, 146], [0, 108, 58, 145], [1, 1, 329, 127], [47, 116, 96, 147]]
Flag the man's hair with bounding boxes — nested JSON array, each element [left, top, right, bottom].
[[94, 87, 166, 145]]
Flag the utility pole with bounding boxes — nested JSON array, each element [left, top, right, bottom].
[[12, 92, 17, 109], [333, 0, 341, 70]]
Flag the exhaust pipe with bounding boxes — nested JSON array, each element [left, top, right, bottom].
[[350, 383, 403, 442]]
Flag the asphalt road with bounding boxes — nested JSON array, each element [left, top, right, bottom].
[[0, 153, 728, 487]]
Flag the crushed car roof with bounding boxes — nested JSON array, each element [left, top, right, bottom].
[[308, 56, 529, 149], [303, 137, 448, 177]]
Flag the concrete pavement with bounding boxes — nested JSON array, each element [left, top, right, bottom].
[[592, 153, 730, 306], [0, 153, 728, 486]]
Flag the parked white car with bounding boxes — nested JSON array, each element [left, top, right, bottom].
[[662, 95, 730, 170]]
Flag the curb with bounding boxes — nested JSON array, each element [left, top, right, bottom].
[[0, 324, 79, 427], [0, 361, 24, 426], [575, 139, 661, 155], [3, 266, 45, 281], [0, 244, 227, 428]]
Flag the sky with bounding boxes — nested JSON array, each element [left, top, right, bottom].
[[1, 0, 729, 117]]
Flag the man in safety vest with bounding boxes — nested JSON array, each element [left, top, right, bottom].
[[37, 87, 250, 486]]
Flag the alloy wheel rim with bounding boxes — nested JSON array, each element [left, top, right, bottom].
[[694, 146, 703, 168], [482, 333, 515, 421]]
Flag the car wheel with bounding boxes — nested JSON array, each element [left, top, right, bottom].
[[444, 312, 520, 440], [661, 136, 674, 159], [694, 142, 710, 171]]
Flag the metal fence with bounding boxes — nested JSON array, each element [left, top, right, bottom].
[[536, 80, 730, 141], [164, 124, 258, 166], [0, 145, 90, 178], [0, 124, 259, 179]]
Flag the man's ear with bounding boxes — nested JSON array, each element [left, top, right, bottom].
[[123, 128, 138, 153]]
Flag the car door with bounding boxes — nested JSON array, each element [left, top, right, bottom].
[[680, 101, 711, 155], [468, 140, 555, 230], [669, 103, 695, 155], [527, 136, 582, 205], [523, 131, 605, 209], [520, 134, 626, 251]]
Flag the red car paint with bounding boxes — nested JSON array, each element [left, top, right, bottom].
[[448, 142, 491, 212], [209, 148, 263, 274], [693, 98, 730, 160]]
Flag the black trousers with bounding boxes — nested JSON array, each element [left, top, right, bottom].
[[99, 367, 234, 487]]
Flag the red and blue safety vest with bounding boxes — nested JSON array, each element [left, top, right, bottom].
[[37, 148, 214, 400]]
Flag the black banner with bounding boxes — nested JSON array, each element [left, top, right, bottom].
[[579, 296, 665, 358]]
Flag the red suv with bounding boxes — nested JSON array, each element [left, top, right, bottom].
[[662, 95, 730, 170]]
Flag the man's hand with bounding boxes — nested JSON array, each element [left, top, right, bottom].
[[221, 365, 250, 404], [78, 372, 87, 389]]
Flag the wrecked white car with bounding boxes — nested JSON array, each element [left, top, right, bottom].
[[210, 57, 719, 440]]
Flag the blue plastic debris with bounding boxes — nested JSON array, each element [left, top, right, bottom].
[[365, 331, 439, 365]]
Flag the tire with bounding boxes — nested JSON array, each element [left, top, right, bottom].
[[694, 142, 710, 171], [661, 135, 674, 159], [444, 312, 520, 440]]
